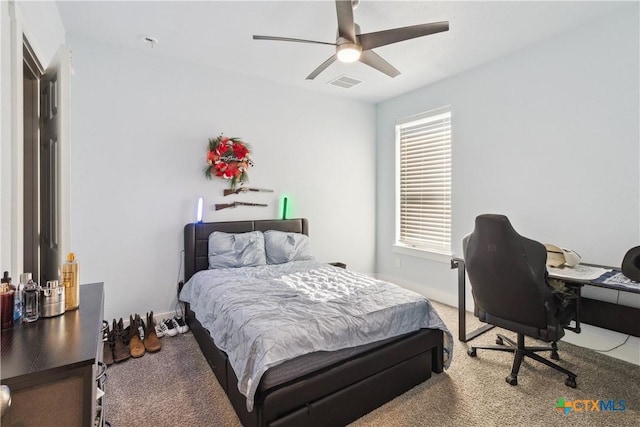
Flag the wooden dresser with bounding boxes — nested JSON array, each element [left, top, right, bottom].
[[1, 282, 104, 426]]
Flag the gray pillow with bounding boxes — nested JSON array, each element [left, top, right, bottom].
[[264, 230, 314, 264], [208, 231, 266, 269]]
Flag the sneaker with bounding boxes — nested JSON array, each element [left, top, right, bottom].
[[172, 316, 189, 334], [161, 318, 178, 337], [155, 323, 165, 338]]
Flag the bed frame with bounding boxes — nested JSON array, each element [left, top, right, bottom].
[[183, 218, 444, 427]]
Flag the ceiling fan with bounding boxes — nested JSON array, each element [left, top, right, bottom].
[[253, 0, 449, 80]]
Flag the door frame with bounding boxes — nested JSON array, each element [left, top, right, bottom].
[[23, 36, 44, 280], [1, 2, 69, 279]]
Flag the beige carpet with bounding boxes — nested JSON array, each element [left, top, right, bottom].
[[106, 301, 640, 426]]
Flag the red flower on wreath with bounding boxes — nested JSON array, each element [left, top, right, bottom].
[[233, 143, 249, 160], [204, 134, 253, 189]]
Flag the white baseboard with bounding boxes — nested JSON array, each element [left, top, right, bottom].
[[154, 310, 180, 323], [120, 310, 179, 329], [562, 322, 640, 366]]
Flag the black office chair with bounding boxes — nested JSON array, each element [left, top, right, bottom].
[[463, 214, 577, 388]]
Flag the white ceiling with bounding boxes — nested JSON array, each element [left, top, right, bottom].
[[56, 1, 632, 103]]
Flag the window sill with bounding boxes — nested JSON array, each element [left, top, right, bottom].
[[392, 244, 452, 263]]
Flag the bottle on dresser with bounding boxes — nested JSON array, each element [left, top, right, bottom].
[[62, 252, 80, 310], [22, 274, 40, 323], [1, 272, 15, 330], [14, 273, 28, 323]]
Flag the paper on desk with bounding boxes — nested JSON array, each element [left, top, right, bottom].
[[547, 265, 610, 281], [593, 271, 640, 291]]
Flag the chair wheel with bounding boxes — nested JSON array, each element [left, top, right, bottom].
[[565, 377, 577, 388], [551, 351, 560, 361], [495, 337, 504, 345], [467, 348, 477, 357], [506, 375, 518, 386]]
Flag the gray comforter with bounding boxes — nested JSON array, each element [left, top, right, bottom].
[[179, 260, 453, 411]]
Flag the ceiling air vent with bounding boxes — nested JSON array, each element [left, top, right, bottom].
[[328, 75, 363, 89]]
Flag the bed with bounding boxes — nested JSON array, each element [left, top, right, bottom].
[[179, 218, 452, 427]]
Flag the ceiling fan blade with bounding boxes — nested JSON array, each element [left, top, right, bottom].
[[253, 35, 336, 46], [335, 0, 356, 42], [359, 50, 400, 78], [306, 55, 338, 80], [358, 21, 449, 51]]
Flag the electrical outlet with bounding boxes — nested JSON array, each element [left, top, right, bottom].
[[395, 258, 402, 268]]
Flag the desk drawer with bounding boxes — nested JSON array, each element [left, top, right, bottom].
[[580, 297, 640, 337]]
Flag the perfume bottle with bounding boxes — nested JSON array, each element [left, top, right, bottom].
[[62, 252, 80, 310], [1, 272, 15, 330], [22, 276, 40, 323], [14, 273, 28, 322]]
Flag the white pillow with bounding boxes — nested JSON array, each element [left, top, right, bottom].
[[264, 230, 314, 264], [208, 231, 266, 269]]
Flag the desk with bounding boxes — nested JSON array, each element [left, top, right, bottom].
[[451, 258, 640, 342], [551, 265, 640, 338]]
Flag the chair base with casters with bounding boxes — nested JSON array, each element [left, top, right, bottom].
[[467, 332, 577, 388]]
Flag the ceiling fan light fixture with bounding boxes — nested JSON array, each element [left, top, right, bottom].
[[253, 1, 449, 79], [336, 43, 362, 63]]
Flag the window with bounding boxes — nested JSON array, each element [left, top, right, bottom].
[[396, 107, 451, 255]]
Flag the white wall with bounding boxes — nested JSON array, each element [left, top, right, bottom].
[[375, 8, 640, 307], [15, 0, 65, 67], [66, 35, 376, 321]]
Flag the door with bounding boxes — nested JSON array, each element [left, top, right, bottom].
[[39, 47, 70, 284]]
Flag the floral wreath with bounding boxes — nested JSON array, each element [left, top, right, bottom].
[[204, 135, 253, 189]]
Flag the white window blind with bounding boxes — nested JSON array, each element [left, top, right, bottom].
[[396, 108, 451, 255]]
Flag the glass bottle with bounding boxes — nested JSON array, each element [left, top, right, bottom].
[[1, 272, 15, 330], [62, 252, 80, 310], [23, 276, 40, 322], [14, 273, 28, 322]]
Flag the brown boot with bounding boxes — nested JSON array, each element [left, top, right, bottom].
[[143, 311, 161, 353], [129, 314, 146, 358], [112, 318, 130, 363]]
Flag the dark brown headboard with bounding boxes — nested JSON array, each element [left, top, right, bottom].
[[183, 218, 309, 282]]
